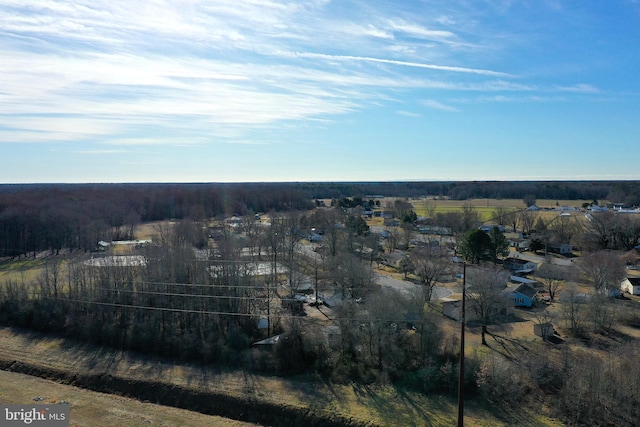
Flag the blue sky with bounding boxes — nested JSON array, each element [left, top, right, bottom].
[[1, 0, 639, 183]]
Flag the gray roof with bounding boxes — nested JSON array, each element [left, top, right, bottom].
[[513, 284, 538, 299], [503, 284, 538, 299]]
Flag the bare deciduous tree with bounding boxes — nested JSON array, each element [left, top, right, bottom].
[[579, 250, 626, 294], [537, 263, 572, 301], [411, 247, 449, 303], [461, 203, 480, 232], [560, 282, 587, 335], [466, 266, 510, 345], [518, 210, 537, 235]]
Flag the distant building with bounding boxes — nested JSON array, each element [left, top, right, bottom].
[[548, 243, 572, 255], [509, 238, 530, 251], [503, 257, 537, 273], [480, 224, 505, 232]]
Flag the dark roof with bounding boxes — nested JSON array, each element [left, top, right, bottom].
[[628, 277, 640, 286], [513, 284, 538, 299], [505, 257, 533, 265]]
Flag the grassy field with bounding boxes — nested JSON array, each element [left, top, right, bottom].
[[0, 370, 258, 427], [411, 198, 595, 222], [0, 325, 563, 427]]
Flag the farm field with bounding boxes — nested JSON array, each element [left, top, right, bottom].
[[411, 198, 596, 222]]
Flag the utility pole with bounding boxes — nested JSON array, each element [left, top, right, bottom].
[[457, 262, 466, 427]]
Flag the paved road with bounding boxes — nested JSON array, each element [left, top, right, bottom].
[[375, 273, 452, 300]]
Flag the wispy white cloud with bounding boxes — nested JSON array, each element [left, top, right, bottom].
[[75, 149, 129, 155], [386, 19, 456, 41], [422, 99, 460, 112], [556, 83, 599, 93], [0, 0, 603, 151], [396, 110, 422, 118], [277, 51, 512, 77]]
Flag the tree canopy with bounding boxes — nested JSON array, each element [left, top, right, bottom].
[[458, 229, 492, 264]]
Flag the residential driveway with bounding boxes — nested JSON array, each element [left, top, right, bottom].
[[375, 273, 452, 300]]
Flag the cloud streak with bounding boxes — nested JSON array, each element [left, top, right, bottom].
[[278, 51, 513, 77], [0, 0, 607, 161]]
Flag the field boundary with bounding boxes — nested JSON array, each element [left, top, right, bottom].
[[0, 357, 375, 427]]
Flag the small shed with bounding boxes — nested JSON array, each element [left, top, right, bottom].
[[442, 300, 462, 321], [534, 323, 555, 339]]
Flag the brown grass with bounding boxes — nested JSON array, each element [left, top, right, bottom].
[[0, 325, 564, 427], [0, 370, 257, 427]]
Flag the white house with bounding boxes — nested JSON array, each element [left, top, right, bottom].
[[509, 238, 530, 251], [503, 257, 537, 273], [621, 277, 640, 295], [548, 243, 572, 255]]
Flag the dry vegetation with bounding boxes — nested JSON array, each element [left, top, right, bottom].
[[0, 325, 562, 427], [0, 370, 257, 427], [3, 194, 640, 426]]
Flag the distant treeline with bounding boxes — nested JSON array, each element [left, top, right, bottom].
[[1, 181, 638, 257], [297, 180, 639, 204], [0, 183, 312, 257]]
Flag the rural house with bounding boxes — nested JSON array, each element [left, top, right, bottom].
[[509, 238, 530, 252], [382, 250, 407, 268], [503, 257, 537, 273], [621, 277, 640, 295], [502, 284, 538, 308], [548, 243, 572, 255]]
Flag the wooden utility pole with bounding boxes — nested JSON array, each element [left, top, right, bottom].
[[457, 262, 466, 427]]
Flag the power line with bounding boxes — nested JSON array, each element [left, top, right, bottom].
[[92, 287, 268, 300], [41, 296, 268, 318], [35, 295, 427, 323]]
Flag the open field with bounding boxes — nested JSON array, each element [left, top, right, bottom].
[[411, 198, 596, 222], [0, 370, 257, 427], [0, 325, 563, 427]]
